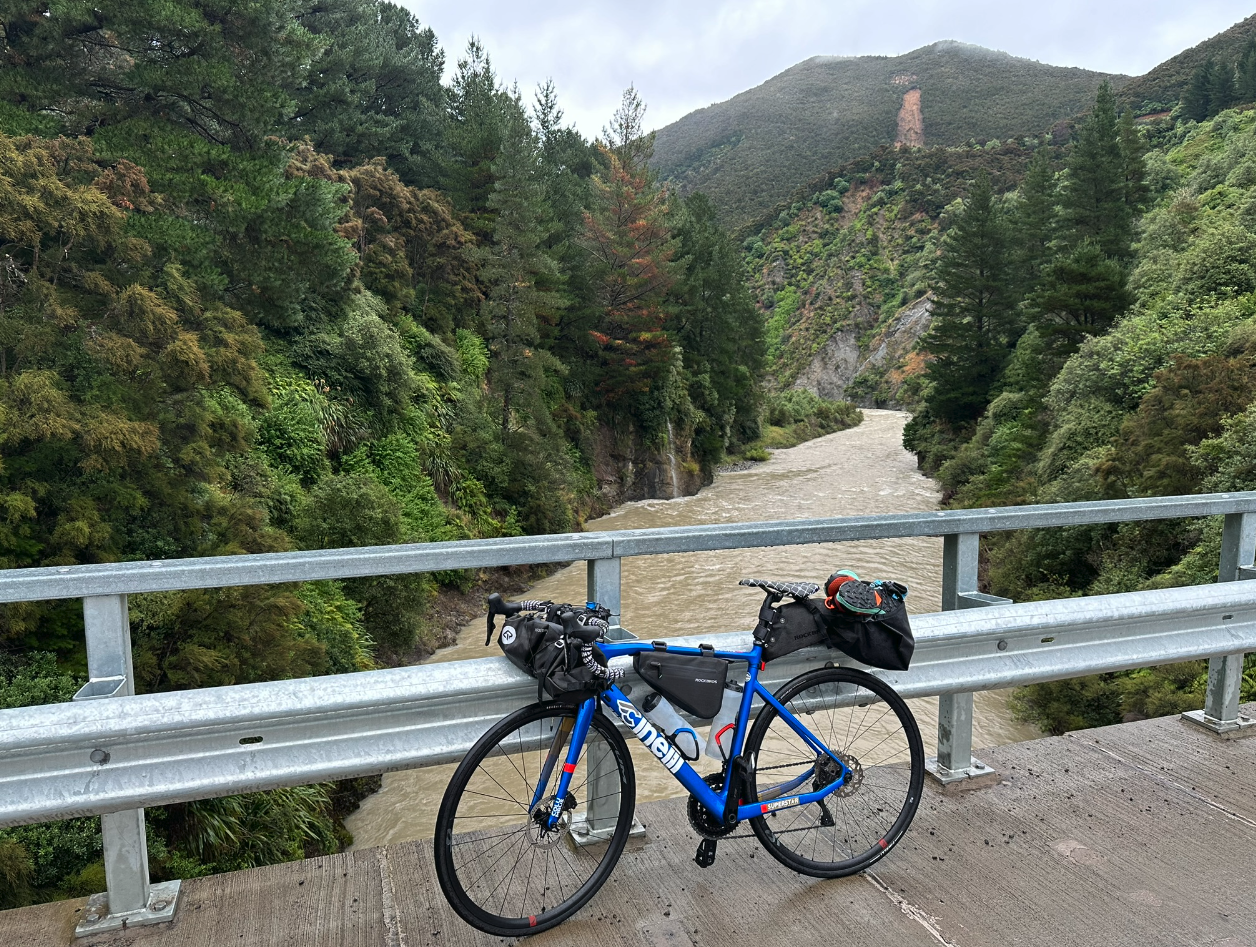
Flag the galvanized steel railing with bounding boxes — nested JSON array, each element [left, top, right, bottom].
[[2, 493, 1255, 935]]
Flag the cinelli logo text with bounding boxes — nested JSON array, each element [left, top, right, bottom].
[[615, 700, 684, 773]]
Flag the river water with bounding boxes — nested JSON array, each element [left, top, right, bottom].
[[345, 409, 1039, 848]]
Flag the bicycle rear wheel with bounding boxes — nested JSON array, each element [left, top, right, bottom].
[[745, 666, 923, 878], [433, 700, 635, 936]]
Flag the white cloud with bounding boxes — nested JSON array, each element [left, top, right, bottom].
[[402, 0, 1256, 136]]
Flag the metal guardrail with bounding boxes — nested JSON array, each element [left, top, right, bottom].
[[1, 492, 1254, 934]]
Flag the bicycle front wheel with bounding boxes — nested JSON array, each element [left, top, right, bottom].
[[745, 666, 923, 878], [433, 700, 636, 936]]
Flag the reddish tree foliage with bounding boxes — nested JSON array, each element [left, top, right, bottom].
[[580, 146, 675, 403]]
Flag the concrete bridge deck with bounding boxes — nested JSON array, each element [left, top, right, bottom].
[[4, 706, 1254, 947]]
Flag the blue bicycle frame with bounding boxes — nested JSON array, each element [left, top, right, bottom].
[[532, 640, 852, 829]]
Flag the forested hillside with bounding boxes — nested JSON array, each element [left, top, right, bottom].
[[0, 0, 784, 903], [651, 42, 1123, 228], [904, 99, 1256, 733], [743, 139, 1042, 403], [1117, 12, 1256, 113], [751, 62, 1256, 735]]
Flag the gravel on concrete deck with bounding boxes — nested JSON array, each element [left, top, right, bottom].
[[3, 706, 1253, 947]]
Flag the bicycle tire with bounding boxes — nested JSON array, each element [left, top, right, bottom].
[[745, 666, 923, 878], [433, 700, 635, 936]]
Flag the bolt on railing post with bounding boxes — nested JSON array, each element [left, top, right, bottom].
[[926, 533, 996, 786], [75, 595, 180, 936], [1183, 512, 1256, 736]]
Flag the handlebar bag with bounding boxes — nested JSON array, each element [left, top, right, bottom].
[[633, 653, 729, 718], [497, 615, 558, 677]]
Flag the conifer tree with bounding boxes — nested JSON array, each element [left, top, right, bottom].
[[921, 171, 1018, 425], [580, 92, 675, 411], [292, 0, 446, 188], [1060, 82, 1132, 261], [602, 85, 654, 176], [1025, 239, 1133, 358], [1207, 59, 1238, 114], [1238, 39, 1256, 103], [1181, 60, 1214, 122], [1118, 110, 1149, 214], [479, 98, 564, 440], [1012, 147, 1058, 295], [444, 38, 505, 239]]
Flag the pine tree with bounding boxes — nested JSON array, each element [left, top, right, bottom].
[[922, 171, 1018, 425], [1118, 110, 1149, 214], [1061, 82, 1133, 261], [1238, 39, 1256, 103], [602, 85, 654, 176], [292, 0, 447, 188], [444, 38, 505, 238], [1026, 239, 1133, 358], [1012, 147, 1058, 295], [478, 98, 564, 440], [580, 140, 675, 408], [1207, 58, 1238, 114], [667, 193, 764, 462], [1181, 60, 1213, 122]]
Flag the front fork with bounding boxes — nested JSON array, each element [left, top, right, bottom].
[[532, 699, 597, 830]]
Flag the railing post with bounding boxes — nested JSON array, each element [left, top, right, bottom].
[[74, 595, 180, 936], [587, 556, 623, 634], [573, 556, 645, 845], [1183, 512, 1256, 737], [926, 533, 997, 787]]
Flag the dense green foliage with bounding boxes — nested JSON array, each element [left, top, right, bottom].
[[0, 0, 770, 904], [652, 42, 1123, 228], [748, 64, 1256, 735], [743, 137, 1040, 402], [908, 105, 1256, 733], [1179, 39, 1256, 123]]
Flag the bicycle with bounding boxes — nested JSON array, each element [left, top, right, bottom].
[[433, 578, 924, 936]]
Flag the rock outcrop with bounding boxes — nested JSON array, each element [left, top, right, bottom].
[[790, 294, 933, 406], [791, 330, 861, 400], [592, 422, 707, 505]]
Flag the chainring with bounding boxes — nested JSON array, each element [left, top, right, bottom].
[[688, 772, 738, 839]]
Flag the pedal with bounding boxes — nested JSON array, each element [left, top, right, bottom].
[[694, 838, 717, 868]]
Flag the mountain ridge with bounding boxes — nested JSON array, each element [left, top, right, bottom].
[[650, 42, 1127, 227]]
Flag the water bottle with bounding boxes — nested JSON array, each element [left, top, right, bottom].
[[705, 680, 744, 761], [641, 693, 701, 761]]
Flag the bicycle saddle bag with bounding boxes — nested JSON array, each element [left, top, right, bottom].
[[765, 582, 914, 671], [761, 599, 830, 662], [633, 653, 729, 719]]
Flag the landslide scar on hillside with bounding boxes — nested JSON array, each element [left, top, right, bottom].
[[896, 88, 924, 148]]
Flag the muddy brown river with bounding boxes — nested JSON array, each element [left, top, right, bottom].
[[345, 409, 1040, 848]]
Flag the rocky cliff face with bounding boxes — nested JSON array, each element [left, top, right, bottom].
[[791, 294, 933, 406], [592, 422, 707, 506]]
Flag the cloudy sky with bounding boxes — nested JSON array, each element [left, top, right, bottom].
[[400, 1, 1255, 137]]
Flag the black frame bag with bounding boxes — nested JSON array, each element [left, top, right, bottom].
[[633, 652, 729, 718]]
